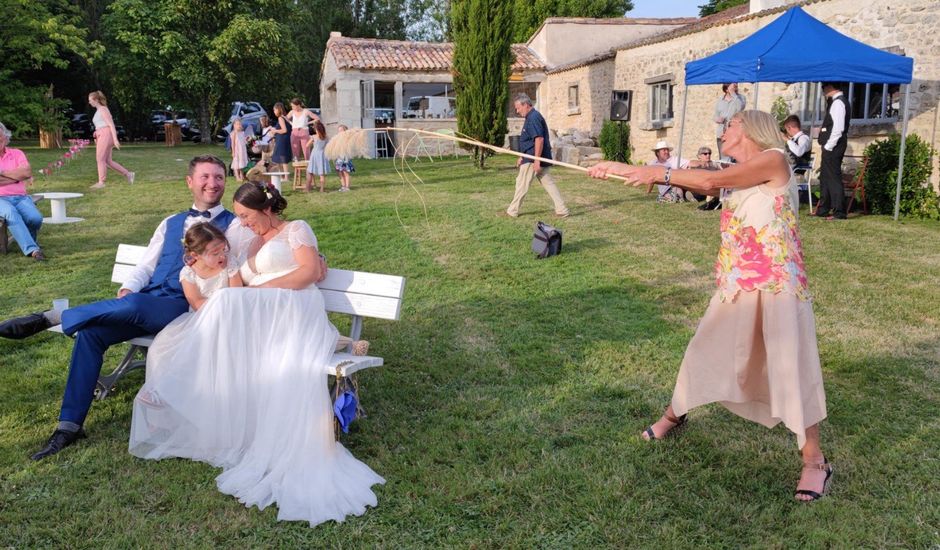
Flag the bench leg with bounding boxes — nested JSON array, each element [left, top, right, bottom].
[[95, 345, 148, 400]]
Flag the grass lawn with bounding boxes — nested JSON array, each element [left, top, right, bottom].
[[1, 142, 938, 547]]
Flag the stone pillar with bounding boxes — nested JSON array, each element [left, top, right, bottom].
[[394, 81, 403, 120]]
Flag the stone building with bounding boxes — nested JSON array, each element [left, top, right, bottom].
[[612, 0, 940, 187]]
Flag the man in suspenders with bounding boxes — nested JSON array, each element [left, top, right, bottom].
[[815, 82, 850, 220]]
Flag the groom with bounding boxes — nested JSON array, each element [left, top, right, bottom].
[[0, 155, 245, 460]]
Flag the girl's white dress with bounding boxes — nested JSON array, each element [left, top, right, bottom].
[[129, 220, 384, 526]]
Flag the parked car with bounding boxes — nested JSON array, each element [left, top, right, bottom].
[[151, 110, 200, 141], [69, 113, 127, 140], [217, 101, 268, 142]]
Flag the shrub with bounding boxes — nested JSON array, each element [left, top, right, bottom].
[[771, 96, 789, 126], [863, 133, 939, 219], [599, 120, 630, 163]]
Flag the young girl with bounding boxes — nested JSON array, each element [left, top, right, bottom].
[[334, 124, 355, 192], [230, 118, 248, 182], [88, 90, 134, 189], [180, 223, 242, 311], [305, 121, 330, 192]]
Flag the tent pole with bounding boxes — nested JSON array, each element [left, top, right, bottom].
[[893, 83, 912, 221], [676, 85, 690, 168], [753, 82, 760, 107], [807, 83, 820, 213]]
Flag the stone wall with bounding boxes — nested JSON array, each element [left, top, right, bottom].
[[612, 0, 940, 188], [542, 58, 616, 138]]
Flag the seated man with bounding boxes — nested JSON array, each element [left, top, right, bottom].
[[687, 146, 723, 209], [0, 121, 44, 261], [0, 155, 254, 460], [649, 140, 690, 203]]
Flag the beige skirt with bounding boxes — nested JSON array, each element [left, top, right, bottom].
[[671, 290, 827, 448]]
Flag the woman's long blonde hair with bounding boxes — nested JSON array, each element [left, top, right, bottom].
[[733, 110, 785, 151], [89, 90, 108, 106]]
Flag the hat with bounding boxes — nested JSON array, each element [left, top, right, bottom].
[[652, 140, 673, 152]]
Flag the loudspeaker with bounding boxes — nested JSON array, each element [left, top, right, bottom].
[[610, 90, 632, 121]]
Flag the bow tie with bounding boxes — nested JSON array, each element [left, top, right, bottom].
[[188, 209, 211, 218]]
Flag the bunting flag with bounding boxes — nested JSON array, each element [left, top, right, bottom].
[[37, 139, 91, 176]]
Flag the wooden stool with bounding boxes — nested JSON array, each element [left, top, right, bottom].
[[0, 218, 8, 254], [292, 161, 308, 190]]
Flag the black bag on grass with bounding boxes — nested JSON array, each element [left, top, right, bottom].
[[531, 221, 562, 259]]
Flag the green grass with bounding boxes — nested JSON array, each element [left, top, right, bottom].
[[1, 143, 938, 547]]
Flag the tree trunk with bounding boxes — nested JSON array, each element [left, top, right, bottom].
[[199, 97, 212, 144], [39, 128, 62, 149]]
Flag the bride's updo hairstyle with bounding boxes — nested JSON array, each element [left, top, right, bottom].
[[233, 182, 288, 215]]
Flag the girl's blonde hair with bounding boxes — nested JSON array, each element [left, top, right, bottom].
[[233, 117, 243, 130], [89, 90, 108, 106], [183, 223, 228, 260], [733, 110, 785, 151]]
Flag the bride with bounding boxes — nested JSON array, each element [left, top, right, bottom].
[[129, 182, 384, 526]]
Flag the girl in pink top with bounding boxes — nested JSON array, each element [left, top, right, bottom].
[[88, 90, 134, 190]]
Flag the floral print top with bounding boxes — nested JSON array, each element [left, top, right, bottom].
[[715, 151, 810, 302]]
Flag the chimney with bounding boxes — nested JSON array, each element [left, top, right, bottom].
[[330, 32, 342, 38]]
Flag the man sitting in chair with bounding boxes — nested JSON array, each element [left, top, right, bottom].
[[0, 155, 255, 460], [0, 121, 45, 261]]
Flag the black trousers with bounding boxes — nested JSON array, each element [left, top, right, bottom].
[[817, 145, 846, 218]]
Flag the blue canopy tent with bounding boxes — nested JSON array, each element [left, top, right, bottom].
[[676, 6, 914, 219]]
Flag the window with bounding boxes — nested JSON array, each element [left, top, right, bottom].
[[800, 82, 900, 124], [568, 84, 579, 111], [648, 80, 673, 123]]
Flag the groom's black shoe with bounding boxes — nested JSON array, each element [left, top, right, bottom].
[[30, 428, 87, 461], [0, 312, 52, 340]]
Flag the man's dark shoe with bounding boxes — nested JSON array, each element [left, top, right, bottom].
[[31, 249, 46, 261], [0, 312, 52, 339], [30, 428, 87, 461]]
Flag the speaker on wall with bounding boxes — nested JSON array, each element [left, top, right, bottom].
[[610, 90, 632, 121]]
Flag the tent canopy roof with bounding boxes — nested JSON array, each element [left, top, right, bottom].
[[685, 7, 913, 85]]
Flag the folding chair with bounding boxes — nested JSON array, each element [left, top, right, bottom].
[[843, 156, 869, 215]]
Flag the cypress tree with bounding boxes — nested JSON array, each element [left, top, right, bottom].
[[451, 0, 513, 168]]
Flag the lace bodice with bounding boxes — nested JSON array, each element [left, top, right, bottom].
[[180, 261, 239, 300], [238, 220, 318, 287], [714, 149, 810, 302]]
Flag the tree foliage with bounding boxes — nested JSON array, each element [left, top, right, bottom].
[[451, 0, 513, 168], [863, 133, 939, 220], [698, 0, 747, 18], [511, 0, 634, 43], [0, 0, 102, 136]]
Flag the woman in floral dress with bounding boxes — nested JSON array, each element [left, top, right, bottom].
[[587, 110, 831, 503]]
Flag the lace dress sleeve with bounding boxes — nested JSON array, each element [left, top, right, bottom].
[[179, 265, 197, 283], [286, 220, 318, 251]]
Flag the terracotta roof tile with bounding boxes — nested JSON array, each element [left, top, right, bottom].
[[326, 36, 544, 72]]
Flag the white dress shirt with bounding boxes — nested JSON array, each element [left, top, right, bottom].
[[786, 131, 811, 159], [824, 92, 847, 151], [121, 204, 253, 293]]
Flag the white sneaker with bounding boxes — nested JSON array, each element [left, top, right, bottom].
[[127, 172, 136, 184]]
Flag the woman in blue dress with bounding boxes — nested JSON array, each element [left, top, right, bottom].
[[270, 102, 293, 172]]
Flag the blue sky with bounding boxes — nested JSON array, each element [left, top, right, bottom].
[[629, 0, 704, 18]]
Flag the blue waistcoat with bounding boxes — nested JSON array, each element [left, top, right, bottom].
[[140, 210, 236, 297]]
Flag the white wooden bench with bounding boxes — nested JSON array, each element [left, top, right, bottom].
[[48, 244, 405, 400]]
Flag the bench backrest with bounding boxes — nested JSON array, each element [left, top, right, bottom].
[[112, 244, 405, 321]]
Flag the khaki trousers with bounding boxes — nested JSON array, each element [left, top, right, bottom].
[[506, 163, 568, 217]]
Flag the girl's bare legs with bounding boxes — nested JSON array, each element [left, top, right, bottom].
[[93, 131, 130, 188], [235, 168, 244, 182], [304, 173, 313, 192], [319, 175, 326, 193], [795, 424, 829, 501]]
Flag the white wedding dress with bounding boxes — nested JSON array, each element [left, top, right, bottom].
[[129, 220, 384, 526]]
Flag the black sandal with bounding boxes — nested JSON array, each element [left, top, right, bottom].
[[794, 458, 833, 502], [642, 409, 688, 441]]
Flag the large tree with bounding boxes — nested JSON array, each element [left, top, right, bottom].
[[104, 0, 299, 142], [451, 0, 513, 168], [698, 0, 747, 17], [0, 0, 102, 137], [510, 0, 634, 43]]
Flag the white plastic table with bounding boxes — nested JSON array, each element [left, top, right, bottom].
[[42, 192, 84, 224], [263, 172, 289, 192]]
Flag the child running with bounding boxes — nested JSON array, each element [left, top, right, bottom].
[[230, 118, 248, 182], [305, 121, 330, 192], [180, 222, 242, 311], [334, 124, 355, 192]]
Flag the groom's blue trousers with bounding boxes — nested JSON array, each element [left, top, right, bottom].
[[58, 292, 188, 425]]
